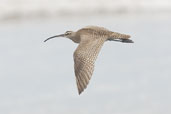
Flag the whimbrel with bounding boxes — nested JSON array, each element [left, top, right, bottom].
[[44, 26, 133, 95]]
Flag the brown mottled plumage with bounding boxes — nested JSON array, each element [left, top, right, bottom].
[[44, 26, 133, 95]]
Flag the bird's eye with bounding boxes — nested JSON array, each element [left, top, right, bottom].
[[65, 31, 71, 35]]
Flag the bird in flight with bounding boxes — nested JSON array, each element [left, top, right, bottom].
[[44, 26, 133, 95]]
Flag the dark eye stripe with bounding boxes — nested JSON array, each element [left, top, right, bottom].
[[65, 31, 72, 35]]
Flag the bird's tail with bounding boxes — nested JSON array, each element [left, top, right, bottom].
[[108, 32, 133, 43], [110, 32, 131, 39]]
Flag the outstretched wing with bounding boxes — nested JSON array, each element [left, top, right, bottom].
[[73, 35, 105, 94]]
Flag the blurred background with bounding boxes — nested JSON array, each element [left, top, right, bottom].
[[0, 0, 171, 114]]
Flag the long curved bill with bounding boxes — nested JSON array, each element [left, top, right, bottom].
[[44, 34, 65, 42]]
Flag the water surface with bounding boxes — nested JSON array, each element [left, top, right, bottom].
[[0, 14, 171, 114]]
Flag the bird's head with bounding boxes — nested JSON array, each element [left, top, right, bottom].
[[44, 31, 74, 42]]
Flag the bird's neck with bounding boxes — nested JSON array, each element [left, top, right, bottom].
[[67, 32, 80, 43]]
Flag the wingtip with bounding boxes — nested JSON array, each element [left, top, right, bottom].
[[78, 90, 83, 95]]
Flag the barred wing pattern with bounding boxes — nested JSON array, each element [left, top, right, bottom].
[[74, 35, 106, 94]]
